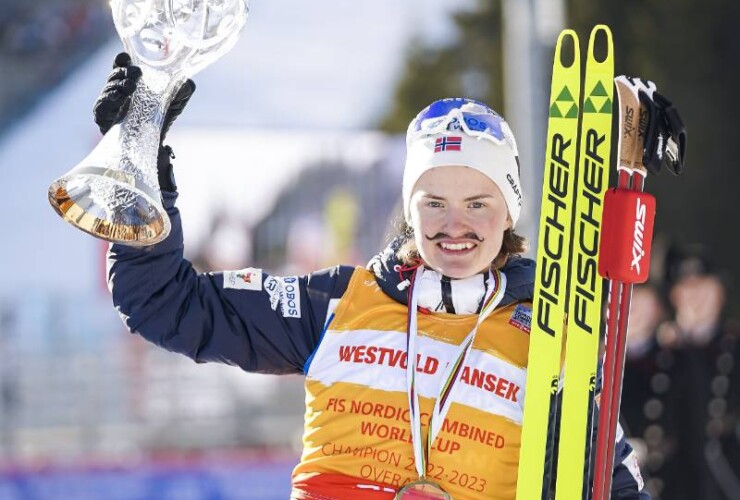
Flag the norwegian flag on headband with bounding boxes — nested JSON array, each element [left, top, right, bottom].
[[434, 136, 462, 152]]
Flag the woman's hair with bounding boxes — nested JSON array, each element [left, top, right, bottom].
[[392, 216, 528, 269]]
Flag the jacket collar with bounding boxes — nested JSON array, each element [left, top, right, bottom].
[[366, 237, 535, 310]]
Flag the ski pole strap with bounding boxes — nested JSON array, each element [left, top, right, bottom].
[[640, 90, 687, 176]]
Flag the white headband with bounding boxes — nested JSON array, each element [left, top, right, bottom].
[[402, 132, 523, 227]]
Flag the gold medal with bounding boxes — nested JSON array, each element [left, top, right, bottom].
[[394, 479, 451, 499]]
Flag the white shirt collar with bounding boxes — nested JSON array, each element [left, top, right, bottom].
[[415, 267, 488, 314]]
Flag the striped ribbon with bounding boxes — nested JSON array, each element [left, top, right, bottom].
[[405, 267, 507, 479]]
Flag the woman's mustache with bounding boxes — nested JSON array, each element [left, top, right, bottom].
[[425, 232, 484, 242]]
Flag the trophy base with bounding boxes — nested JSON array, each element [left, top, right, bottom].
[[48, 169, 170, 247]]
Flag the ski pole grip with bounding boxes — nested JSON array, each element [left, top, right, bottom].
[[598, 188, 656, 283]]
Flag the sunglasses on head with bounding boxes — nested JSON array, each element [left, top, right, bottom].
[[407, 98, 513, 149]]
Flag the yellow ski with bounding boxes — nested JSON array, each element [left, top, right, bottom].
[[554, 24, 614, 500], [516, 29, 581, 500]]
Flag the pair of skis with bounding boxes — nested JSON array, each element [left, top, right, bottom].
[[517, 25, 656, 499], [517, 24, 614, 500]]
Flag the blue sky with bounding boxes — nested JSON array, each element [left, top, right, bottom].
[[183, 0, 472, 129]]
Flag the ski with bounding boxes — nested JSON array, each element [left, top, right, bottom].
[[516, 28, 581, 500], [554, 25, 614, 500]]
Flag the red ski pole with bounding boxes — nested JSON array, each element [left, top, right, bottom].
[[592, 76, 657, 500]]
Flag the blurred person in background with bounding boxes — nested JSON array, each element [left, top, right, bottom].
[[660, 246, 740, 500], [91, 54, 651, 499], [621, 246, 740, 500]]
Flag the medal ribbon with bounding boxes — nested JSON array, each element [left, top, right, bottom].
[[405, 268, 507, 479]]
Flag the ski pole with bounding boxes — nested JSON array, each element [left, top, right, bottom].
[[592, 76, 655, 500]]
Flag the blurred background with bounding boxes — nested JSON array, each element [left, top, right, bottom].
[[0, 0, 737, 498]]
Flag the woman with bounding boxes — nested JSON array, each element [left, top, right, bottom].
[[99, 54, 647, 499]]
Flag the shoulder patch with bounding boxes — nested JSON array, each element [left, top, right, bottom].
[[266, 276, 302, 318], [224, 268, 263, 291], [508, 303, 531, 334], [264, 276, 282, 310], [279, 276, 302, 318]]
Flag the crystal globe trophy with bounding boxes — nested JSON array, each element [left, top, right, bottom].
[[48, 0, 249, 245]]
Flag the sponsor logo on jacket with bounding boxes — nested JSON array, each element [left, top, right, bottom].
[[508, 304, 531, 333], [280, 276, 301, 318], [223, 268, 262, 291], [264, 275, 302, 318]]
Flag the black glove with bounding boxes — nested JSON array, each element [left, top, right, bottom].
[[157, 144, 178, 193], [93, 53, 140, 135], [638, 85, 686, 176], [92, 52, 196, 191], [93, 52, 196, 139], [161, 78, 196, 142]]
